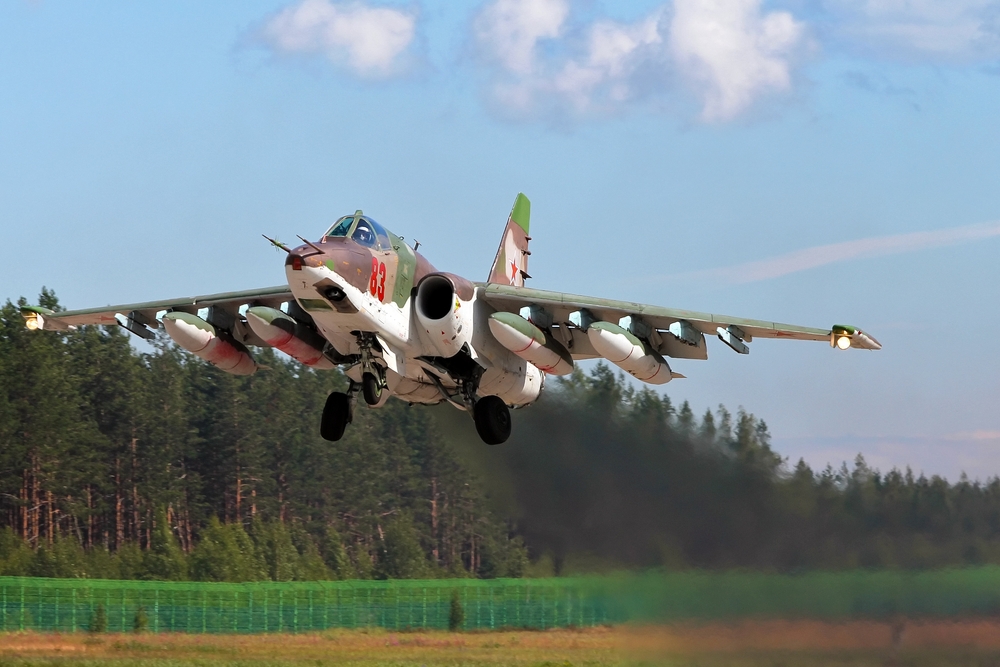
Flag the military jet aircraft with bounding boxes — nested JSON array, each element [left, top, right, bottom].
[[21, 194, 880, 445]]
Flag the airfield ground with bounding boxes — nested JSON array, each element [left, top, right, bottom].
[[3, 620, 1000, 666]]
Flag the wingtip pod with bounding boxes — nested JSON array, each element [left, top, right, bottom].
[[162, 312, 257, 375], [21, 306, 69, 331], [831, 325, 882, 351], [488, 311, 573, 375]]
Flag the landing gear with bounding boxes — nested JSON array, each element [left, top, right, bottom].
[[355, 333, 387, 407], [321, 391, 352, 441], [362, 372, 382, 406], [473, 396, 511, 445]]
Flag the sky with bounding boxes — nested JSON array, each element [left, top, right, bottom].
[[2, 0, 1000, 481]]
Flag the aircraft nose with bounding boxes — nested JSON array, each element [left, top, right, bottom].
[[285, 252, 305, 271], [284, 241, 361, 280], [285, 242, 326, 270]]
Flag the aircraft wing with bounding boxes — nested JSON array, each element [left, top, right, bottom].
[[20, 286, 293, 339], [480, 283, 880, 360]]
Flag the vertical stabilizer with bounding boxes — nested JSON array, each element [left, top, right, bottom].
[[488, 193, 531, 287]]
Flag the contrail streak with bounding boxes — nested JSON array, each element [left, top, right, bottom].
[[674, 220, 1000, 285]]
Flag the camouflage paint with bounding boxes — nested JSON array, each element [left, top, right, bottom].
[[286, 221, 438, 309], [389, 232, 417, 308], [488, 193, 532, 287]]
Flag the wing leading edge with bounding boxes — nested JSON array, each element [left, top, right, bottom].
[[480, 283, 881, 361], [21, 286, 293, 338]]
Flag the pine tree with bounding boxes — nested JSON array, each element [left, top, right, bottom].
[[320, 525, 353, 579], [251, 518, 299, 581], [142, 509, 188, 580], [0, 527, 31, 575], [376, 513, 428, 579], [190, 517, 266, 582], [448, 589, 464, 631]]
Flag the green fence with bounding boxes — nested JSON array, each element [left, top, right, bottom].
[[0, 577, 618, 633], [5, 567, 1000, 633]]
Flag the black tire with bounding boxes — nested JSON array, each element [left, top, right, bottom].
[[362, 372, 382, 406], [321, 392, 351, 441], [473, 396, 511, 445]]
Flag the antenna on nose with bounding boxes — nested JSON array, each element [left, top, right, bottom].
[[297, 235, 325, 254], [262, 234, 291, 253]]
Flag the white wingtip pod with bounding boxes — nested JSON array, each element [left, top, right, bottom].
[[245, 306, 334, 369], [488, 311, 573, 376], [587, 321, 673, 384], [830, 325, 882, 351], [162, 312, 257, 376]]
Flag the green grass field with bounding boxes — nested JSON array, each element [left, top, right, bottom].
[[4, 621, 1000, 666]]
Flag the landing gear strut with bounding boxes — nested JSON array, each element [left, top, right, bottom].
[[357, 333, 386, 407], [473, 396, 511, 445], [320, 389, 354, 441]]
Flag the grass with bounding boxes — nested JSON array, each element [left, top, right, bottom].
[[3, 620, 1000, 666]]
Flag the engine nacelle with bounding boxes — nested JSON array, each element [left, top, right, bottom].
[[162, 312, 257, 375], [414, 273, 475, 358], [479, 362, 544, 406]]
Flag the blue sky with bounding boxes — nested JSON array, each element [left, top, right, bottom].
[[3, 0, 1000, 480]]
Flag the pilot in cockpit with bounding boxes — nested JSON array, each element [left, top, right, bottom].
[[352, 220, 376, 247]]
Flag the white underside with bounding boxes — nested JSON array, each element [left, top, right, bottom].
[[286, 265, 542, 407]]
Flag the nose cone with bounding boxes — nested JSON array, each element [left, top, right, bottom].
[[283, 238, 368, 295]]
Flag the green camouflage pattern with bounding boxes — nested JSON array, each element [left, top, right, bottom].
[[488, 193, 532, 287]]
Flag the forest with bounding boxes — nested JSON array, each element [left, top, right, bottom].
[[2, 289, 1000, 582]]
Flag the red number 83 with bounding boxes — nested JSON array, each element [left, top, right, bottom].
[[369, 257, 387, 301]]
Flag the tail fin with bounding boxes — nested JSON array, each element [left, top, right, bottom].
[[488, 193, 531, 287]]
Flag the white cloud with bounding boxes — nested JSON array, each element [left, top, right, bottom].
[[260, 0, 417, 78], [823, 0, 1000, 61], [552, 17, 664, 111], [669, 0, 807, 121], [471, 0, 807, 122], [667, 219, 1000, 285], [473, 0, 569, 75]]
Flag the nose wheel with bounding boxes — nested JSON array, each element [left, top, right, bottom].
[[362, 371, 383, 406], [473, 396, 511, 445]]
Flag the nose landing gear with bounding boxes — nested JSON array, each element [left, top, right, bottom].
[[362, 371, 383, 406]]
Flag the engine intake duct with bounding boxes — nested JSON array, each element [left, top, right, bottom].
[[414, 273, 475, 358], [416, 274, 454, 320]]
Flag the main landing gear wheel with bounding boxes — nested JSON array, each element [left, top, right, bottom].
[[321, 392, 351, 442], [362, 372, 382, 406], [473, 396, 511, 445]]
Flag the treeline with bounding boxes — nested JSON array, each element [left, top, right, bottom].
[[457, 365, 1000, 572], [0, 291, 525, 580], [4, 289, 1000, 580]]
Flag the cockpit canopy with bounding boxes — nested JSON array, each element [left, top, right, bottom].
[[324, 211, 391, 251]]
